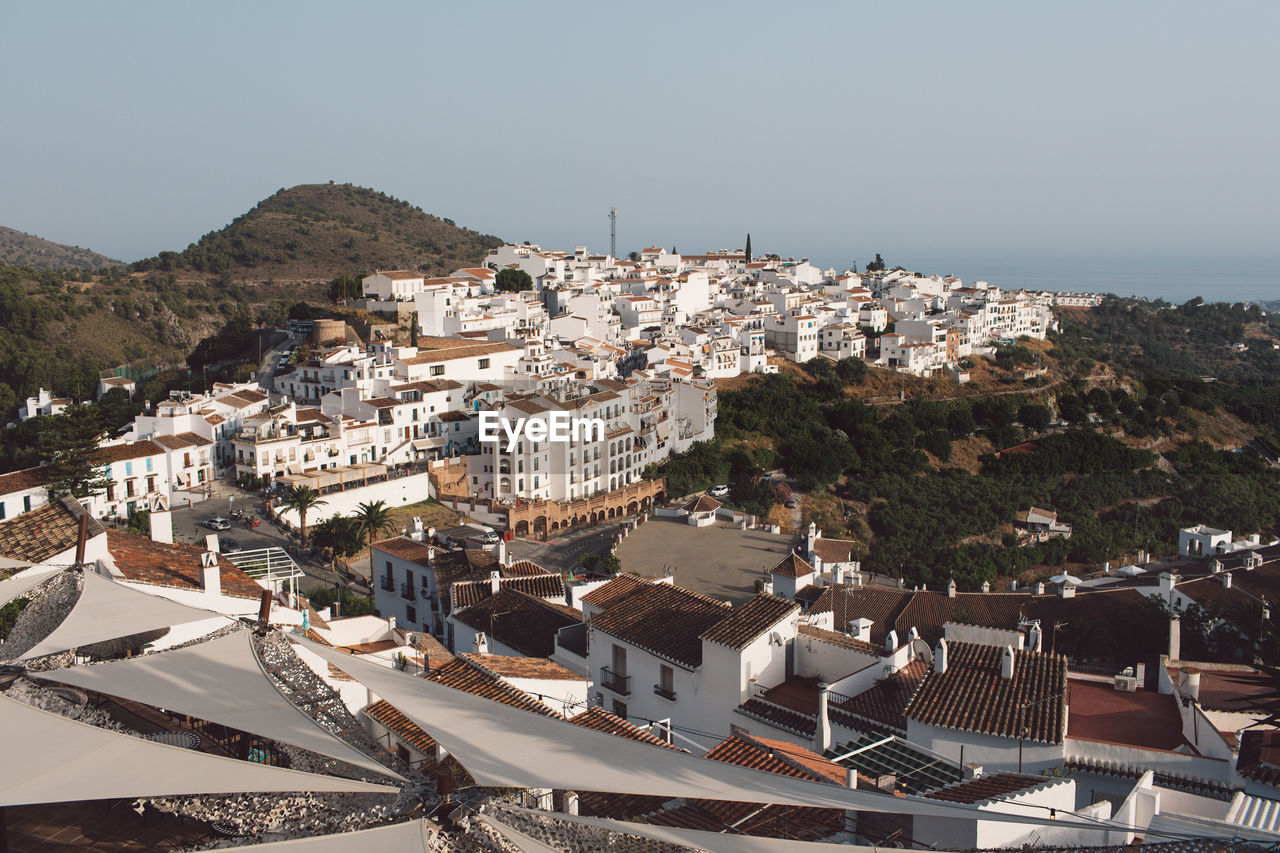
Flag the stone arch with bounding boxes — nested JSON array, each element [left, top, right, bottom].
[[514, 519, 530, 537], [533, 516, 548, 537], [626, 501, 639, 516]]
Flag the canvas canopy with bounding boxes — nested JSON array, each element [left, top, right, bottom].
[[9, 569, 228, 661], [1117, 564, 1146, 577], [205, 819, 432, 852], [0, 694, 396, 806], [48, 630, 403, 780], [0, 566, 60, 607], [292, 636, 1111, 831]]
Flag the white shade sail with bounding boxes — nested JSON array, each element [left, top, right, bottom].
[[1049, 573, 1083, 585], [0, 694, 396, 806], [204, 819, 432, 852], [11, 569, 228, 661], [47, 630, 403, 780], [0, 567, 60, 608], [292, 636, 1109, 830], [1117, 564, 1146, 577]]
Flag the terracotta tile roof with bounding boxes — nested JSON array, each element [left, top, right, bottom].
[[91, 440, 163, 464], [105, 530, 264, 600], [805, 586, 912, 644], [502, 559, 552, 577], [811, 537, 855, 564], [681, 495, 722, 514], [426, 657, 558, 717], [408, 631, 454, 671], [904, 642, 1067, 744], [588, 582, 730, 668], [736, 698, 817, 738], [450, 573, 566, 611], [451, 589, 580, 658], [372, 537, 435, 566], [400, 340, 519, 365], [700, 593, 798, 650], [569, 706, 678, 749], [579, 574, 652, 609], [835, 659, 930, 734], [463, 654, 585, 682], [797, 623, 881, 656], [339, 640, 400, 655], [706, 733, 844, 785], [1238, 729, 1280, 787], [770, 553, 814, 579], [0, 466, 50, 495], [926, 773, 1051, 804], [150, 432, 210, 450], [364, 698, 436, 755], [0, 497, 105, 564]]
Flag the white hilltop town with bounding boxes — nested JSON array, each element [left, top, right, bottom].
[[11, 241, 1280, 852]]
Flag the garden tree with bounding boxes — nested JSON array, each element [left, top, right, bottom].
[[1057, 393, 1087, 424], [328, 274, 362, 302], [578, 552, 601, 572], [42, 404, 110, 500], [494, 268, 533, 293], [1018, 403, 1052, 432], [187, 303, 255, 370], [306, 586, 374, 617], [280, 484, 327, 547], [97, 387, 142, 434], [866, 253, 886, 272], [727, 449, 774, 517], [946, 405, 976, 438], [627, 251, 640, 262], [311, 515, 364, 570], [834, 357, 867, 384], [352, 500, 396, 562], [601, 553, 622, 575]]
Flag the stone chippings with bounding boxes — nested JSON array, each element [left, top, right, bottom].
[[0, 568, 80, 668], [5, 675, 133, 732], [480, 802, 694, 853]]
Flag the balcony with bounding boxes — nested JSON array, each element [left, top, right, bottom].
[[380, 576, 395, 593], [601, 666, 631, 696], [400, 584, 416, 601], [653, 684, 677, 702]]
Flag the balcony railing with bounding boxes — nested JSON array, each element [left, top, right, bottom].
[[381, 576, 395, 592], [601, 666, 631, 696], [653, 684, 677, 701], [400, 584, 416, 601]]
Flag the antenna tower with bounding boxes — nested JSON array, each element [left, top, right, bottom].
[[609, 207, 617, 258]]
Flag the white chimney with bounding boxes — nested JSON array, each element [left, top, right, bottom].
[[1028, 621, 1043, 652], [199, 551, 221, 596], [1168, 615, 1181, 661], [148, 508, 173, 544], [498, 538, 508, 564], [489, 569, 501, 594], [947, 579, 957, 598], [814, 682, 832, 753], [1010, 580, 1018, 591], [1058, 583, 1076, 599], [907, 626, 920, 643], [388, 615, 397, 633], [474, 631, 489, 656], [845, 767, 858, 789], [850, 617, 874, 642], [205, 533, 220, 553], [1179, 668, 1201, 703], [563, 791, 579, 816], [981, 580, 991, 594], [1035, 581, 1045, 595], [1001, 646, 1015, 680], [935, 638, 948, 674], [1222, 572, 1233, 588], [885, 630, 898, 654]]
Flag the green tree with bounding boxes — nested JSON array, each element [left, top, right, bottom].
[[43, 404, 110, 500], [866, 253, 886, 272], [1018, 403, 1052, 432], [601, 553, 622, 575], [494, 268, 533, 293], [352, 499, 396, 562], [280, 484, 327, 547], [311, 515, 364, 570]]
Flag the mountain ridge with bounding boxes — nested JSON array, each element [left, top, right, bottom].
[[0, 226, 122, 271]]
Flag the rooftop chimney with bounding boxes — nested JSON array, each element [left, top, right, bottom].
[[1222, 572, 1233, 588], [1179, 668, 1201, 703], [490, 569, 501, 594], [75, 514, 89, 564], [981, 580, 991, 594], [1028, 621, 1043, 652], [1001, 646, 1015, 680], [257, 589, 273, 624], [814, 682, 832, 753], [1168, 615, 1181, 661], [1035, 581, 1045, 595], [474, 631, 489, 656], [935, 638, 948, 674], [388, 615, 397, 634], [199, 551, 221, 596], [148, 506, 173, 544], [885, 630, 898, 654], [850, 617, 874, 643], [947, 578, 957, 598]]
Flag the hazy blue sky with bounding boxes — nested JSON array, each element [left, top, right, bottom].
[[2, 1, 1277, 289]]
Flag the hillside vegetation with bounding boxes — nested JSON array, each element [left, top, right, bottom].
[[0, 226, 121, 271], [132, 183, 503, 282]]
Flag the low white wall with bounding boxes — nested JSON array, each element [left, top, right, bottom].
[[944, 622, 1025, 650], [1064, 737, 1233, 783], [276, 472, 434, 526], [654, 507, 683, 518]]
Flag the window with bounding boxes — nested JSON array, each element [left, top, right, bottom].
[[478, 358, 490, 369], [125, 480, 135, 497], [612, 699, 628, 719], [23, 496, 31, 512], [430, 365, 445, 376], [657, 665, 675, 700], [406, 605, 416, 623], [124, 461, 133, 476]]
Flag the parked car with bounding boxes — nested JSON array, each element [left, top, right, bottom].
[[203, 517, 231, 531], [709, 484, 730, 498], [220, 538, 243, 554]]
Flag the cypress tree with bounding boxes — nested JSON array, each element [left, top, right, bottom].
[[745, 233, 752, 263]]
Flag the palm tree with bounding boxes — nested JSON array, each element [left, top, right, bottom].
[[281, 484, 327, 548], [353, 499, 396, 562]]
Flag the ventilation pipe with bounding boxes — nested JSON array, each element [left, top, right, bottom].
[[814, 682, 832, 753], [1001, 646, 1015, 680], [935, 638, 948, 674]]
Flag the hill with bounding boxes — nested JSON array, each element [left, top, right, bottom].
[[133, 183, 503, 282], [0, 226, 121, 271]]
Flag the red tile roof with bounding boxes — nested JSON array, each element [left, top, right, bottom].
[[0, 466, 50, 495], [811, 538, 856, 564], [569, 706, 678, 749], [770, 553, 814, 579], [464, 654, 585, 682], [904, 642, 1067, 744], [700, 593, 798, 650], [0, 497, 106, 565], [579, 574, 652, 609], [797, 623, 881, 657], [588, 582, 730, 668], [426, 657, 558, 717], [681, 495, 722, 514], [372, 537, 435, 566], [706, 733, 845, 785], [926, 773, 1049, 804], [105, 530, 264, 600], [451, 589, 580, 658], [364, 698, 437, 755]]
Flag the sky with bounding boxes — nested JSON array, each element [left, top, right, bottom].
[[2, 1, 1277, 296]]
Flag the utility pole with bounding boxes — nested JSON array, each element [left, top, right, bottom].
[[609, 208, 617, 259]]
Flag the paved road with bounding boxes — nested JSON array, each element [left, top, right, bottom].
[[505, 524, 620, 574]]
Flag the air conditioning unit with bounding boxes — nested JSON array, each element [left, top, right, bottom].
[[1114, 674, 1139, 693]]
